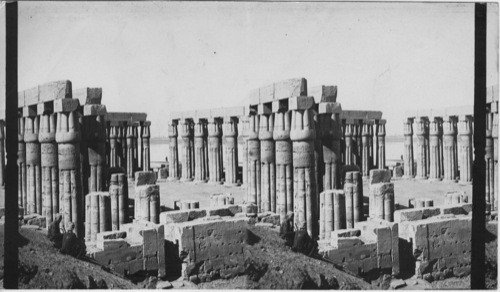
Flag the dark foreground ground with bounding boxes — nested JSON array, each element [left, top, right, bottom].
[[0, 179, 495, 289]]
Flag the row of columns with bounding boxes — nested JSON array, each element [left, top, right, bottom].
[[403, 115, 473, 184], [167, 117, 239, 186], [106, 120, 152, 178], [14, 107, 152, 239]]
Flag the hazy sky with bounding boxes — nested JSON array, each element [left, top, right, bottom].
[[10, 2, 500, 136]]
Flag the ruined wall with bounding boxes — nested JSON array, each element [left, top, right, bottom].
[[396, 204, 472, 281], [319, 219, 399, 280]]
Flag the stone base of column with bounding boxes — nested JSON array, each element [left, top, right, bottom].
[[193, 179, 208, 184], [167, 177, 180, 182], [224, 181, 240, 187], [442, 178, 457, 183], [180, 177, 194, 182], [207, 180, 223, 185], [428, 177, 442, 182], [402, 175, 415, 179], [415, 175, 428, 180]]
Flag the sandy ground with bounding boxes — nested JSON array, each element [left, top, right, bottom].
[[132, 177, 473, 211]]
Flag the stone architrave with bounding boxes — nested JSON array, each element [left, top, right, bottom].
[[25, 115, 42, 215], [223, 117, 239, 186], [246, 115, 261, 210], [167, 120, 180, 180], [403, 119, 415, 178], [291, 107, 317, 238], [274, 111, 293, 223], [259, 113, 276, 212], [40, 113, 59, 224], [458, 116, 473, 183], [56, 110, 84, 238]]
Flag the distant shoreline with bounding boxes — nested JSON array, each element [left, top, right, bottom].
[[150, 135, 405, 144]]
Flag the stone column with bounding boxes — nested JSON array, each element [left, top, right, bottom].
[[167, 120, 180, 180], [25, 115, 42, 215], [109, 125, 119, 168], [291, 105, 317, 238], [403, 119, 415, 178], [133, 123, 139, 171], [141, 121, 151, 171], [377, 119, 386, 169], [40, 113, 59, 224], [319, 189, 346, 239], [437, 118, 444, 178], [344, 123, 355, 166], [56, 110, 84, 238], [361, 123, 370, 177], [119, 123, 127, 170], [240, 116, 249, 187], [135, 172, 160, 224], [424, 119, 430, 176], [85, 192, 111, 242], [353, 122, 362, 169], [83, 106, 107, 192], [453, 118, 459, 181], [442, 117, 457, 182], [486, 115, 495, 209], [207, 118, 222, 184], [274, 111, 293, 223], [428, 119, 441, 181], [109, 173, 129, 230], [223, 117, 239, 186], [0, 121, 4, 187], [126, 123, 136, 179], [415, 117, 428, 180], [194, 119, 207, 183], [179, 119, 194, 182], [18, 116, 27, 213], [259, 114, 275, 212], [105, 124, 111, 167], [344, 170, 363, 222], [246, 114, 261, 209], [368, 122, 374, 170], [318, 103, 342, 191], [458, 116, 473, 184], [370, 182, 394, 222]]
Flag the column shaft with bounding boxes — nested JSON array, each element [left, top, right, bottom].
[[207, 119, 222, 184], [415, 118, 428, 179], [194, 120, 207, 182], [443, 118, 457, 182], [40, 113, 59, 224], [274, 111, 293, 223], [25, 116, 42, 215], [223, 117, 239, 186], [403, 119, 415, 178], [246, 115, 261, 209], [377, 120, 386, 169], [458, 116, 473, 183], [429, 120, 441, 181], [167, 121, 180, 180], [179, 119, 194, 181], [141, 122, 151, 171]]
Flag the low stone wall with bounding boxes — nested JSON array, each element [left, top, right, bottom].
[[161, 205, 248, 282], [87, 219, 166, 278], [395, 203, 472, 281], [318, 219, 399, 280]]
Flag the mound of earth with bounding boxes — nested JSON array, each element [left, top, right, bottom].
[[0, 224, 138, 289], [198, 225, 374, 290]]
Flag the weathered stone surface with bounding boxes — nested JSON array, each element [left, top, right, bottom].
[[394, 207, 440, 222], [288, 96, 315, 110], [96, 230, 127, 241], [73, 87, 102, 105], [340, 110, 383, 120], [96, 238, 129, 251], [390, 279, 406, 289], [309, 85, 338, 102], [83, 104, 107, 116], [107, 112, 147, 123], [369, 169, 391, 184], [159, 209, 207, 224], [135, 171, 157, 187], [318, 102, 342, 114], [53, 98, 80, 113], [331, 228, 361, 238], [207, 205, 242, 217]]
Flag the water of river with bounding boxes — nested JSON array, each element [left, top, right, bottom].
[[149, 140, 405, 167]]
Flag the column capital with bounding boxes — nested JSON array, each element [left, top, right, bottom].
[[290, 109, 316, 141], [273, 111, 291, 141]]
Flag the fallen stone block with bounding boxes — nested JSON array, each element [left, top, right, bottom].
[[331, 237, 364, 248], [255, 222, 274, 228], [23, 214, 46, 228], [135, 171, 157, 186], [96, 238, 129, 251], [390, 279, 406, 289], [160, 209, 207, 224], [96, 230, 127, 241], [369, 169, 391, 184], [261, 214, 280, 226], [331, 228, 361, 238]]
